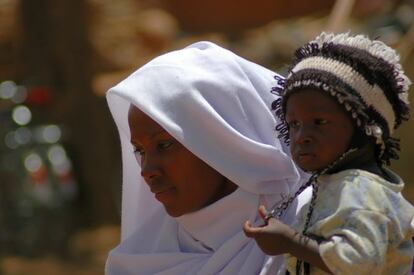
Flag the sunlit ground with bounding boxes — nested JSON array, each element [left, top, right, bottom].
[[0, 226, 119, 275]]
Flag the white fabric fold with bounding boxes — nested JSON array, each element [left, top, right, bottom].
[[106, 41, 308, 274]]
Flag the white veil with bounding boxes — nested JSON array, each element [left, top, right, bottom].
[[106, 41, 308, 275]]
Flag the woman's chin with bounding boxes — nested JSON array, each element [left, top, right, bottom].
[[165, 210, 182, 217], [162, 203, 185, 217]]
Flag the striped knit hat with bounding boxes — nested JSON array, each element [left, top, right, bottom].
[[271, 32, 411, 165]]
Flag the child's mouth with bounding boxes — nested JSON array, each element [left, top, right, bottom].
[[297, 153, 314, 163]]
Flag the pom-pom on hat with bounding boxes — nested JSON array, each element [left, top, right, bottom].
[[271, 32, 411, 165]]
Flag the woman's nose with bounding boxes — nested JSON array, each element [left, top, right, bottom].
[[140, 154, 161, 181]]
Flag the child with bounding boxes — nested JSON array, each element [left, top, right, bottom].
[[244, 32, 414, 274]]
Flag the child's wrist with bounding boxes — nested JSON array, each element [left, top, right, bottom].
[[281, 226, 299, 253], [288, 230, 314, 253]]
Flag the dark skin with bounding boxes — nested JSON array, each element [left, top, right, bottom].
[[286, 90, 355, 172], [128, 105, 237, 217], [244, 205, 332, 273], [244, 89, 365, 274]]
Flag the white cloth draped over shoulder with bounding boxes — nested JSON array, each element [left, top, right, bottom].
[[106, 41, 310, 275]]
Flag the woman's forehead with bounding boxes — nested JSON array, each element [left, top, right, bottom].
[[128, 105, 171, 140]]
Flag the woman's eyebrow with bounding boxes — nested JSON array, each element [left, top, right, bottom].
[[151, 130, 173, 139], [130, 130, 171, 145], [130, 139, 141, 146], [150, 130, 171, 138]]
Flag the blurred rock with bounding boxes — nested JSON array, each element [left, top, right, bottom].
[[135, 9, 179, 53], [160, 0, 335, 32], [89, 0, 179, 70]]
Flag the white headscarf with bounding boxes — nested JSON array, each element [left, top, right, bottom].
[[106, 41, 308, 275]]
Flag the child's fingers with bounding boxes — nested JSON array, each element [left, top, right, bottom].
[[258, 205, 269, 220], [243, 220, 263, 238]]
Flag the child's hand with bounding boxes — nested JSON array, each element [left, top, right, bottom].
[[243, 205, 296, 255]]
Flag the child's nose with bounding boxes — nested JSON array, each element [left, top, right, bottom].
[[294, 126, 313, 144]]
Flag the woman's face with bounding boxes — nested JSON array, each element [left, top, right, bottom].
[[128, 105, 237, 217], [285, 89, 355, 172]]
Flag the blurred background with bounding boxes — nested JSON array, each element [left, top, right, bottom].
[[0, 0, 413, 274]]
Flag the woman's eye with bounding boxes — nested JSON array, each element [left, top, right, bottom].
[[157, 141, 173, 151], [133, 146, 145, 156], [315, 119, 328, 125]]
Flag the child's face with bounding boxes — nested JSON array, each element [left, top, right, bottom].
[[285, 89, 355, 172]]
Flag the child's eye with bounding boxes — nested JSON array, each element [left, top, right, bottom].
[[287, 120, 300, 129], [315, 119, 328, 125]]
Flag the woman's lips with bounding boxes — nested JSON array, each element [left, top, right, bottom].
[[149, 182, 173, 194], [153, 187, 176, 202]]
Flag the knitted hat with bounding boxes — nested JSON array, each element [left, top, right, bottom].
[[271, 32, 411, 165]]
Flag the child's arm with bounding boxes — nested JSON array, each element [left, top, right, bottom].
[[243, 205, 332, 274]]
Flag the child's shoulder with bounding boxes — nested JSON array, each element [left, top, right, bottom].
[[319, 168, 404, 193], [315, 169, 414, 241], [316, 169, 412, 214]]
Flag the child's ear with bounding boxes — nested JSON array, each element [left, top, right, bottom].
[[348, 128, 368, 149]]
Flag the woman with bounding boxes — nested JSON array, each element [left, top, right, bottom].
[[105, 41, 309, 274]]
